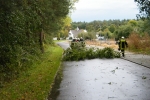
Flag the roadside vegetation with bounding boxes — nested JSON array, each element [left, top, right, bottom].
[[0, 0, 77, 99], [0, 0, 77, 85], [0, 44, 63, 100], [127, 32, 150, 54]]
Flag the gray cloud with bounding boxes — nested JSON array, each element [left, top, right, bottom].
[[71, 0, 139, 22]]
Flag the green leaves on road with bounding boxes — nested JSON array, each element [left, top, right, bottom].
[[63, 47, 120, 61]]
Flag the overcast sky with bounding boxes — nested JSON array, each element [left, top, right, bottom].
[[71, 0, 139, 22]]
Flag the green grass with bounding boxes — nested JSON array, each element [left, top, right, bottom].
[[0, 44, 63, 100]]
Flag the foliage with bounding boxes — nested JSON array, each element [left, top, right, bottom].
[[135, 0, 150, 19], [85, 48, 97, 59], [71, 6, 149, 39], [128, 32, 141, 49], [63, 48, 86, 61], [77, 32, 95, 40], [143, 20, 150, 34], [71, 19, 133, 39], [71, 21, 87, 30], [71, 19, 129, 33], [77, 32, 86, 39], [0, 0, 77, 84], [96, 47, 120, 58], [0, 45, 63, 100], [59, 16, 72, 38], [101, 47, 115, 58], [128, 20, 137, 27], [70, 41, 85, 49], [113, 51, 121, 58], [114, 24, 134, 38], [63, 47, 120, 61], [101, 28, 112, 39], [84, 32, 96, 40], [109, 24, 116, 33], [128, 32, 150, 54]]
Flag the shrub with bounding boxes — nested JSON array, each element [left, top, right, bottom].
[[128, 32, 141, 50], [128, 32, 150, 54]]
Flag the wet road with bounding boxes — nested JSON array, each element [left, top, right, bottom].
[[57, 41, 70, 50], [53, 41, 150, 100]]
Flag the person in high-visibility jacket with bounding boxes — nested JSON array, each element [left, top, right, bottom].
[[118, 36, 128, 57]]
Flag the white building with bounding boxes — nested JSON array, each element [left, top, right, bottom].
[[68, 27, 87, 39]]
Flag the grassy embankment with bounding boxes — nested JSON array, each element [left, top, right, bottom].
[[0, 43, 63, 100]]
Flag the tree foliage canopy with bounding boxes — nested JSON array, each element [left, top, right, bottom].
[[0, 0, 77, 82], [135, 0, 150, 19]]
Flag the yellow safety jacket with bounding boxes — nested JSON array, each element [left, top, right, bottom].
[[119, 39, 127, 50]]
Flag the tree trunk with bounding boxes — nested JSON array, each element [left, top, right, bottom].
[[39, 29, 44, 53]]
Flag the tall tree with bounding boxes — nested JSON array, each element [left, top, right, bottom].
[[60, 16, 72, 38], [135, 0, 150, 35], [135, 0, 150, 19], [0, 0, 78, 82]]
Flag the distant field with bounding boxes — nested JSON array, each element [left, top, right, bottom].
[[85, 40, 118, 49]]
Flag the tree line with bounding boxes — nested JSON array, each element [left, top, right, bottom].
[[71, 19, 150, 40], [71, 0, 150, 40]]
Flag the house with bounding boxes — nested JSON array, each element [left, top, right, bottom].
[[68, 27, 87, 39], [96, 33, 105, 40]]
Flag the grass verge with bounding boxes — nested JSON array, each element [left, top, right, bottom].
[[0, 44, 63, 100]]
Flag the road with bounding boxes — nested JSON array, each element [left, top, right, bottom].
[[49, 41, 150, 100]]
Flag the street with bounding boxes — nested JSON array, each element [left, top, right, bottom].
[[49, 41, 150, 100]]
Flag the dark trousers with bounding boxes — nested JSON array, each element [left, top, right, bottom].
[[121, 50, 125, 57]]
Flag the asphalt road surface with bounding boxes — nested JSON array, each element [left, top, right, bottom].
[[50, 41, 150, 100]]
